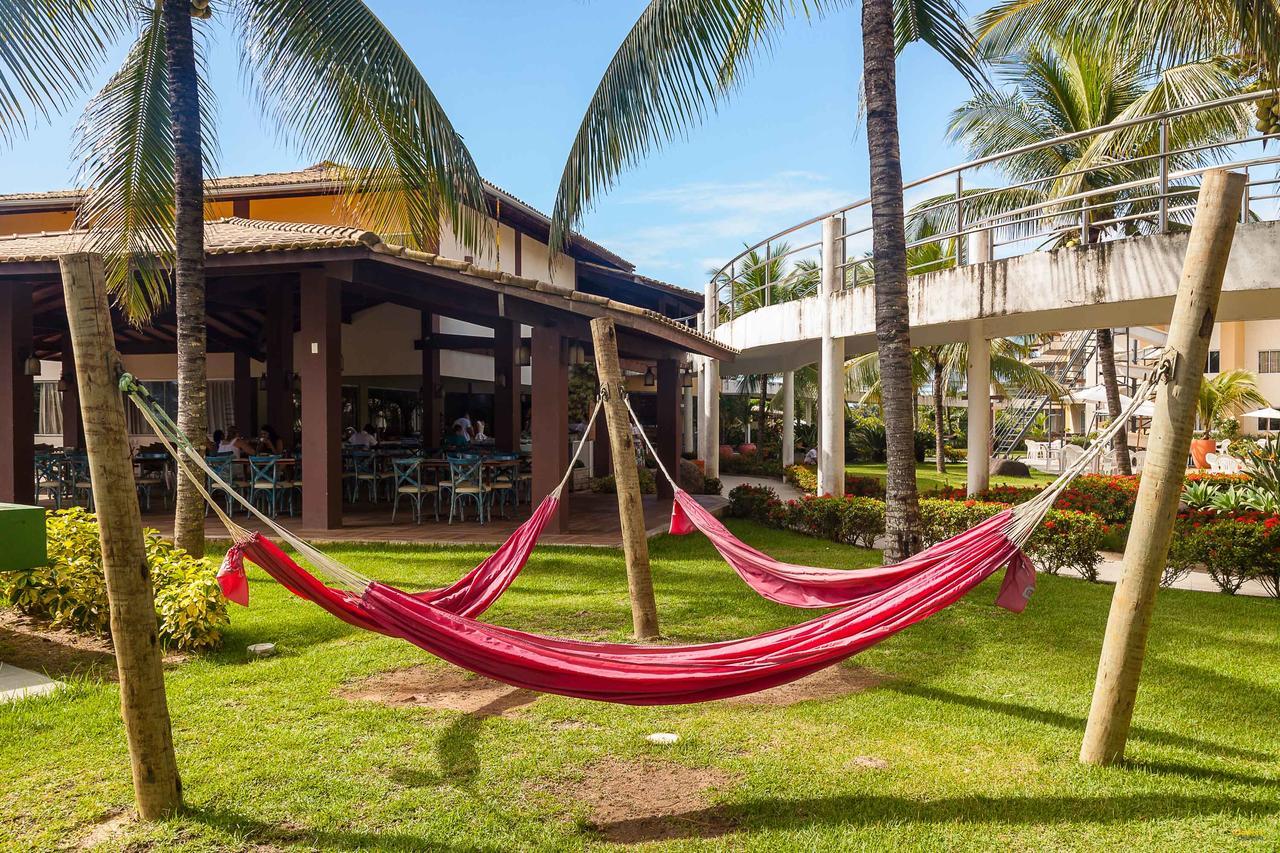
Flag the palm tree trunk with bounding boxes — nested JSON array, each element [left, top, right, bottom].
[[933, 356, 947, 475], [1096, 328, 1132, 475], [862, 0, 921, 562], [163, 0, 207, 554]]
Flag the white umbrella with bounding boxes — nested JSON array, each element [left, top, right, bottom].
[[1071, 384, 1133, 407], [1133, 400, 1156, 417], [1242, 406, 1280, 420]]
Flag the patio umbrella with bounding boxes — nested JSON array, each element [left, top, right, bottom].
[[1242, 406, 1280, 420], [1071, 384, 1133, 407]]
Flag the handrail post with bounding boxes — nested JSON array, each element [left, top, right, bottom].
[[701, 282, 720, 479], [1157, 119, 1169, 233], [1241, 165, 1251, 224], [955, 171, 967, 266]]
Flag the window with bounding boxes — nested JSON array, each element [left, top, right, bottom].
[[1260, 351, 1280, 374], [1205, 350, 1220, 373], [1261, 417, 1280, 432]]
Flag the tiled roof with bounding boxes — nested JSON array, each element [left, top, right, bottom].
[[0, 218, 378, 263]]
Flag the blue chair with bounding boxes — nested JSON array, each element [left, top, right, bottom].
[[205, 455, 239, 517], [348, 450, 392, 503], [248, 455, 296, 518], [34, 454, 65, 509], [443, 454, 489, 524], [67, 455, 94, 510], [391, 457, 439, 524], [487, 454, 522, 518], [133, 454, 168, 512]]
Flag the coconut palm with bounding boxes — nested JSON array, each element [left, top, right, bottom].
[[1197, 368, 1268, 437], [906, 32, 1249, 476], [551, 0, 986, 562], [5, 0, 487, 553]]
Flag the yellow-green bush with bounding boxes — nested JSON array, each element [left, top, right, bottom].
[[0, 507, 228, 651]]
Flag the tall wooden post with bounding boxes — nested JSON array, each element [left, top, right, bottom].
[[265, 285, 294, 448], [232, 349, 254, 433], [60, 253, 182, 818], [300, 269, 343, 531], [1079, 170, 1246, 766], [532, 325, 571, 532], [492, 318, 521, 452], [590, 317, 660, 639], [61, 343, 84, 450], [420, 311, 442, 448], [655, 358, 680, 498], [0, 282, 34, 504]]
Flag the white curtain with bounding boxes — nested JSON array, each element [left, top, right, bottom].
[[36, 382, 61, 435], [208, 380, 234, 433]]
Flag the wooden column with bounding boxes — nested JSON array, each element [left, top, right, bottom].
[[300, 270, 342, 531], [592, 417, 612, 478], [61, 343, 84, 450], [420, 311, 442, 448], [0, 282, 34, 504], [1080, 170, 1246, 766], [591, 317, 660, 639], [265, 284, 294, 448], [61, 252, 181, 818], [656, 358, 680, 498], [233, 349, 253, 433], [531, 324, 569, 532], [493, 318, 521, 452]]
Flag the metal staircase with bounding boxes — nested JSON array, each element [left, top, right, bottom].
[[993, 330, 1098, 457]]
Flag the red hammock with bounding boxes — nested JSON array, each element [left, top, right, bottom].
[[217, 501, 1035, 704]]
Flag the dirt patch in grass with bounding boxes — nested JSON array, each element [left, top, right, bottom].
[[718, 663, 888, 707], [556, 758, 737, 844], [340, 665, 539, 717], [76, 811, 131, 848], [0, 609, 118, 681]]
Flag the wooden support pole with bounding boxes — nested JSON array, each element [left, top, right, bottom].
[[1079, 170, 1246, 767], [590, 317, 660, 640], [265, 285, 294, 449], [0, 282, 34, 504], [420, 311, 442, 448], [492, 318, 521, 452], [300, 270, 343, 531], [60, 253, 182, 818], [232, 349, 253, 433], [655, 358, 680, 499], [61, 343, 84, 450]]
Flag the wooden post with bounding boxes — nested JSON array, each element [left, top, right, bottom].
[[655, 358, 680, 498], [61, 343, 84, 450], [532, 325, 570, 533], [420, 311, 442, 448], [300, 269, 343, 531], [590, 317, 660, 639], [1079, 170, 1246, 766], [492, 318, 521, 452], [0, 282, 35, 504], [60, 253, 182, 818], [232, 349, 253, 434], [265, 285, 294, 448]]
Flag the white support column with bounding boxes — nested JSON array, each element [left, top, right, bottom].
[[682, 381, 695, 457], [966, 321, 991, 495], [700, 294, 721, 479], [818, 216, 846, 496], [781, 370, 795, 467]]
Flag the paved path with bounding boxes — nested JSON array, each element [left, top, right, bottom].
[[718, 474, 804, 502], [0, 662, 60, 703], [1096, 551, 1272, 598]]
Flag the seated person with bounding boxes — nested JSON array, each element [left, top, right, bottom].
[[803, 446, 819, 466], [442, 423, 471, 449], [257, 424, 285, 455], [348, 424, 378, 449], [209, 429, 225, 455], [472, 419, 489, 442], [217, 428, 254, 459]]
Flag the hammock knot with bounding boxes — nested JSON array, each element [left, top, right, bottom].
[[1152, 349, 1179, 386]]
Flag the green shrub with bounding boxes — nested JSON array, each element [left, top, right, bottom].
[[0, 507, 228, 651], [1027, 510, 1105, 581], [918, 498, 1006, 546], [784, 464, 818, 493], [589, 466, 656, 495], [727, 484, 779, 519], [720, 455, 783, 477]]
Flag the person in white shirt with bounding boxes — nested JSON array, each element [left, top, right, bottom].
[[472, 419, 489, 442], [348, 424, 378, 449], [217, 427, 254, 459], [453, 412, 474, 442], [803, 446, 819, 466]]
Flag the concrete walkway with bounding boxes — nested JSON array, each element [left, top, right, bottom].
[[0, 662, 60, 703], [1096, 551, 1272, 598], [718, 474, 804, 502]]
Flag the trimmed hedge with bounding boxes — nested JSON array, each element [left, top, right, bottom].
[[782, 464, 883, 498], [0, 507, 229, 651]]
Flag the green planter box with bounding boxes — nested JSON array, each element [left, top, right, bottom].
[[0, 504, 47, 571]]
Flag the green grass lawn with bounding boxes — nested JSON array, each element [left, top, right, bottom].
[[845, 461, 1059, 493], [2, 522, 1278, 850]]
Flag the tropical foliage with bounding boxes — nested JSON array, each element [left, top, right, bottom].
[[1197, 368, 1268, 436]]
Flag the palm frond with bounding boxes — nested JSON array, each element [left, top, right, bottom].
[[72, 10, 219, 323], [232, 0, 487, 252], [893, 0, 987, 89], [0, 0, 135, 146]]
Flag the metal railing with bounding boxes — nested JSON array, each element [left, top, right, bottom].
[[707, 90, 1280, 324]]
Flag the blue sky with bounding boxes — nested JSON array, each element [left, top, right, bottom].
[[1, 1, 991, 288]]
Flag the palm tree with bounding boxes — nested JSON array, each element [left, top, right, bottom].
[[1197, 369, 1268, 437], [907, 32, 1249, 477], [550, 0, 985, 562], [9, 1, 487, 553]]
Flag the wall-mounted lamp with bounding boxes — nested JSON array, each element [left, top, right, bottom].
[[517, 343, 531, 367], [568, 342, 586, 366], [680, 366, 694, 389], [22, 354, 40, 377], [497, 373, 508, 388], [643, 366, 656, 387]]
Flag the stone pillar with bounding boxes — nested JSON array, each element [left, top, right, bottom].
[[682, 375, 695, 463], [492, 318, 521, 452], [656, 358, 680, 498], [781, 370, 795, 467], [0, 283, 34, 504], [300, 270, 342, 530], [233, 350, 253, 434], [420, 312, 442, 448], [531, 325, 569, 532], [61, 343, 84, 450], [265, 285, 294, 448], [700, 299, 721, 479], [819, 216, 846, 497], [966, 322, 991, 496]]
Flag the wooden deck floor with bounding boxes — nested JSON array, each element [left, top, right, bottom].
[[139, 491, 728, 547]]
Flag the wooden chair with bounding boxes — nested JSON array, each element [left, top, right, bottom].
[[444, 454, 489, 524]]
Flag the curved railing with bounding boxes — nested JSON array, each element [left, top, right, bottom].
[[707, 89, 1280, 325]]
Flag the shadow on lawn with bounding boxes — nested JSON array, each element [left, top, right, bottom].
[[185, 805, 502, 853], [590, 792, 1280, 844], [891, 683, 1274, 762]]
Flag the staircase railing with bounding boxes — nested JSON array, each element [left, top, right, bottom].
[[992, 330, 1098, 457]]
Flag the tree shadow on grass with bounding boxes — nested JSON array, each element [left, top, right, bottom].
[[890, 683, 1274, 762], [591, 792, 1280, 845], [434, 690, 539, 786], [184, 805, 502, 853]]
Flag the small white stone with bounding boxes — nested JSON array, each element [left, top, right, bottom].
[[645, 732, 679, 745], [247, 643, 276, 658]]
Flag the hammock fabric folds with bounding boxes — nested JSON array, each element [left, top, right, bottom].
[[220, 505, 1036, 704]]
